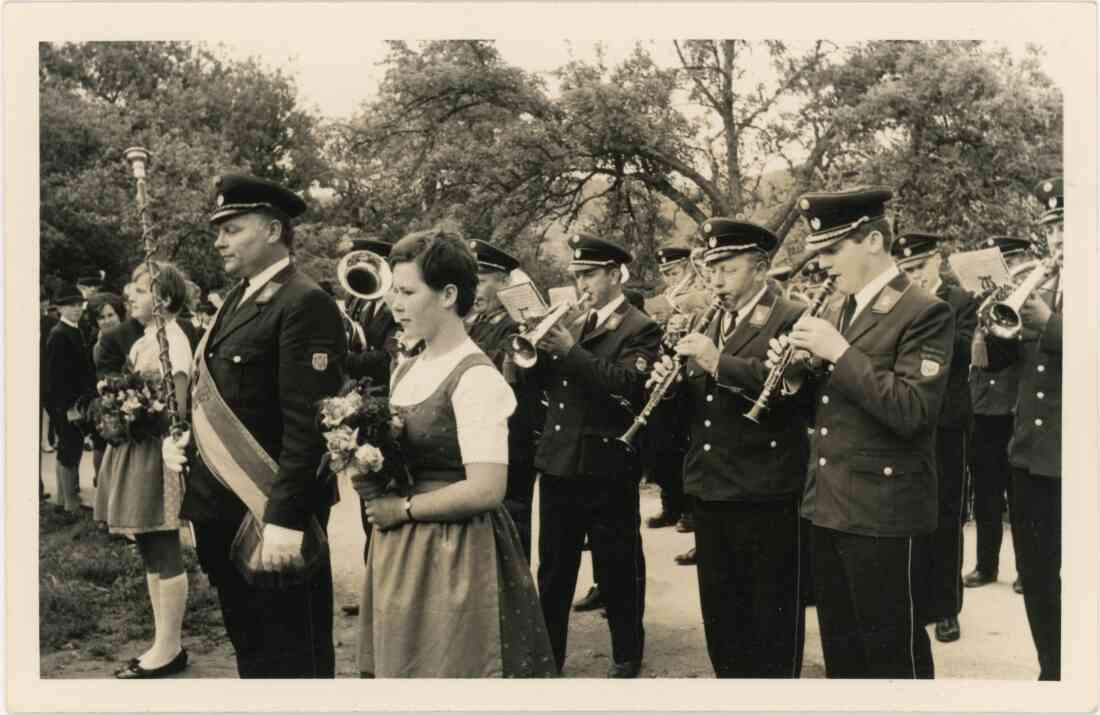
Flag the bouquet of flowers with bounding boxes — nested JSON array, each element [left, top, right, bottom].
[[86, 371, 169, 445], [318, 377, 408, 501]]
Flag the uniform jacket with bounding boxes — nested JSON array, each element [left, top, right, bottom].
[[45, 321, 96, 413], [800, 271, 955, 537], [528, 298, 661, 477], [675, 284, 810, 501], [969, 358, 1021, 416], [93, 317, 144, 378], [182, 264, 347, 530], [344, 297, 399, 387], [986, 292, 1061, 478], [934, 282, 978, 428]]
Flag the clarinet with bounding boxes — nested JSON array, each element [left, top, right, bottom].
[[743, 275, 837, 423], [124, 147, 189, 439], [617, 299, 723, 453]]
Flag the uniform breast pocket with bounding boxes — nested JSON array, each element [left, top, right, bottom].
[[218, 345, 274, 406], [849, 451, 927, 529]]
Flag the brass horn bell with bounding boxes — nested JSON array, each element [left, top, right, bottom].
[[337, 250, 392, 301]]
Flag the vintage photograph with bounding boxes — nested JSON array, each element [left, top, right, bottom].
[[7, 2, 1097, 710]]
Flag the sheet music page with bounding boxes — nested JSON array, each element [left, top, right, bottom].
[[547, 286, 577, 307], [497, 282, 548, 324], [948, 247, 1011, 293]]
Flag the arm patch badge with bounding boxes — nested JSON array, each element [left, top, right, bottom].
[[312, 352, 329, 371]]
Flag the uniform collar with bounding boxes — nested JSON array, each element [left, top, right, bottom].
[[852, 263, 899, 323], [592, 293, 626, 330], [242, 256, 291, 302], [59, 316, 80, 329]]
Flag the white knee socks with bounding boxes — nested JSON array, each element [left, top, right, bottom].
[[141, 573, 187, 668]]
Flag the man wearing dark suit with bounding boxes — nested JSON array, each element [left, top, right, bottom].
[[45, 282, 97, 513], [466, 240, 541, 561], [76, 269, 104, 360], [163, 174, 346, 678], [525, 233, 661, 678], [94, 316, 144, 377], [892, 232, 978, 644], [650, 218, 808, 677], [984, 178, 1064, 681], [773, 188, 954, 678], [965, 236, 1033, 594]]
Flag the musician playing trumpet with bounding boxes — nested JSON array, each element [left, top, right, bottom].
[[522, 233, 661, 678], [646, 218, 810, 678]]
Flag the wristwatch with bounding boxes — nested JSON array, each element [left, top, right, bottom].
[[403, 496, 416, 523]]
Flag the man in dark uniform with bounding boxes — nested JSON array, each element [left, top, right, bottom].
[[45, 282, 96, 514], [984, 178, 1063, 680], [892, 232, 978, 644], [771, 187, 954, 678], [163, 174, 346, 678], [650, 218, 809, 677], [76, 269, 104, 355], [525, 233, 661, 678], [965, 236, 1033, 594], [465, 239, 542, 560]]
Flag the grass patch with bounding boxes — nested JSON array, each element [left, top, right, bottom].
[[39, 503, 222, 658]]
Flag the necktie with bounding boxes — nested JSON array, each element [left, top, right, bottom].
[[581, 310, 598, 339], [839, 295, 857, 334], [720, 311, 737, 346]]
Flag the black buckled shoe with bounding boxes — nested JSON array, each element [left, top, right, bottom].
[[115, 649, 188, 679], [674, 547, 697, 566], [963, 568, 997, 588], [573, 585, 604, 612], [1013, 577, 1024, 594], [608, 659, 641, 678], [935, 617, 960, 643], [341, 604, 360, 616], [647, 512, 680, 529], [675, 514, 695, 533]]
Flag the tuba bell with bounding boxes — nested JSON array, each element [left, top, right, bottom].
[[338, 250, 392, 301]]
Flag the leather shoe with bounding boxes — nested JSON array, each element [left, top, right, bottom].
[[573, 585, 604, 612], [963, 568, 997, 588], [115, 649, 188, 679], [342, 604, 360, 616], [1013, 577, 1023, 594], [608, 660, 641, 678], [935, 617, 960, 643], [647, 512, 680, 529], [675, 514, 695, 533], [674, 547, 697, 566]]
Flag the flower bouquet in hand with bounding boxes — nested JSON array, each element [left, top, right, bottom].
[[318, 378, 409, 501], [87, 371, 169, 446]]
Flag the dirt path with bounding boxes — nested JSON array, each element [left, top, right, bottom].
[[42, 448, 1037, 679]]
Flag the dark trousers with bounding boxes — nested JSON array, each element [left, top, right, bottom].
[[538, 472, 645, 670], [193, 515, 336, 678], [50, 407, 83, 468], [812, 525, 933, 679], [913, 426, 968, 623], [970, 414, 1017, 574], [651, 446, 686, 519], [694, 496, 804, 678], [1012, 468, 1061, 680], [504, 460, 537, 562]]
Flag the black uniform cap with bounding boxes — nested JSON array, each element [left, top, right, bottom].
[[209, 174, 308, 224], [1034, 177, 1063, 225], [655, 246, 691, 271], [797, 187, 893, 252], [982, 235, 1032, 258], [348, 239, 393, 258], [699, 218, 778, 264], [568, 233, 633, 269], [468, 239, 520, 273], [891, 232, 942, 267]]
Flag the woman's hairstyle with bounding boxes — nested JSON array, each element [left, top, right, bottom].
[[130, 261, 189, 314], [89, 292, 127, 321], [389, 226, 478, 317]]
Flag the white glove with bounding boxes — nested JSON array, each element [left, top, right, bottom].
[[260, 523, 305, 572], [162, 430, 191, 473]]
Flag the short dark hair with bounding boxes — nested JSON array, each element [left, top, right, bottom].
[[847, 217, 894, 252], [89, 292, 127, 321], [131, 261, 189, 315], [390, 227, 478, 317]]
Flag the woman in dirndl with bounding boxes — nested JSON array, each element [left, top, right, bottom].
[[101, 262, 192, 679], [358, 228, 557, 678]]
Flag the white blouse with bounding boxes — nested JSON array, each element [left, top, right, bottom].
[[129, 319, 193, 378], [391, 337, 516, 465]]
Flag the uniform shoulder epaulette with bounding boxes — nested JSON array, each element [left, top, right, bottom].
[[871, 285, 903, 314]]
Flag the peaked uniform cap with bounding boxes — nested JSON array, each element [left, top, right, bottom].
[[348, 239, 394, 258], [568, 232, 633, 269], [1034, 177, 1063, 225], [892, 232, 942, 266], [699, 218, 778, 264], [210, 174, 308, 224], [468, 239, 520, 273], [982, 235, 1033, 257], [656, 246, 692, 271], [797, 186, 893, 253]]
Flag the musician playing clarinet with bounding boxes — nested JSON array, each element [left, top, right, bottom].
[[648, 218, 809, 678]]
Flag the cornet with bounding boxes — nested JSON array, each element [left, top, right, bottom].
[[338, 250, 392, 301], [511, 291, 592, 368], [978, 253, 1060, 340]]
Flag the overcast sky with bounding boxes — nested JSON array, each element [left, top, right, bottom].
[[216, 38, 1070, 121]]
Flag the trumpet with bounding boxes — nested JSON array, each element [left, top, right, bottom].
[[338, 249, 392, 301], [978, 254, 1060, 340], [511, 291, 591, 368], [744, 274, 838, 423], [617, 298, 723, 452]]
